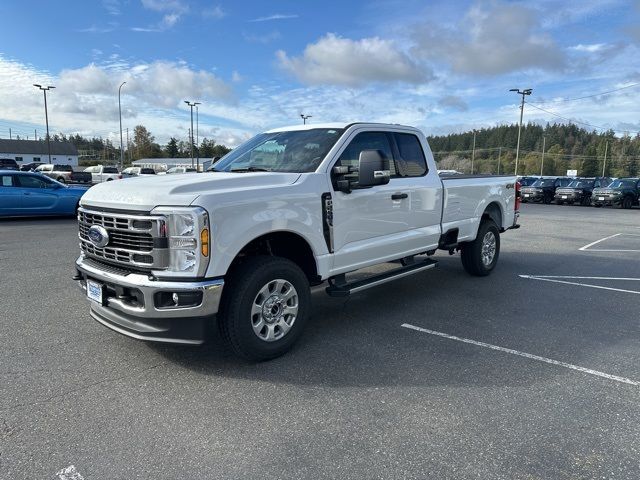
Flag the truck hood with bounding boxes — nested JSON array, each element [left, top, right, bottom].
[[80, 172, 301, 211]]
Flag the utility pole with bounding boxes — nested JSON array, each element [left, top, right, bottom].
[[34, 84, 55, 164], [602, 141, 608, 177], [497, 147, 502, 175], [118, 81, 126, 170], [509, 88, 532, 176], [126, 128, 130, 162], [9, 128, 11, 140], [471, 130, 476, 174], [540, 136, 546, 176], [35, 129, 37, 140], [184, 100, 201, 168], [300, 114, 312, 124]]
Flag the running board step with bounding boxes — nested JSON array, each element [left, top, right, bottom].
[[326, 258, 438, 297]]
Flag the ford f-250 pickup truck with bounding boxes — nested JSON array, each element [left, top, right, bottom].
[[74, 123, 520, 360]]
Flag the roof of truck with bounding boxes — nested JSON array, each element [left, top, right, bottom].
[[265, 122, 416, 133]]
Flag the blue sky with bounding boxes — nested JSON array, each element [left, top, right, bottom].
[[0, 0, 639, 146]]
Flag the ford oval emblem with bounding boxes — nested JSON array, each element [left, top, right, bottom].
[[88, 225, 110, 248]]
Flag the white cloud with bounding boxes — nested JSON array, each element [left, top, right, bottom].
[[277, 33, 430, 86], [412, 1, 566, 75], [249, 14, 298, 22], [243, 30, 281, 44], [570, 43, 608, 52], [141, 0, 186, 12], [102, 0, 121, 15], [203, 5, 225, 19]]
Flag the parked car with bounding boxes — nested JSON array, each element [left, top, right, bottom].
[[122, 167, 158, 178], [554, 177, 612, 206], [166, 166, 197, 174], [521, 177, 572, 204], [74, 121, 520, 360], [20, 162, 45, 171], [84, 165, 121, 183], [35, 164, 92, 184], [592, 178, 640, 208], [0, 170, 89, 217], [0, 158, 19, 170]]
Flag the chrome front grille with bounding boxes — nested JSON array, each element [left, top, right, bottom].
[[78, 207, 168, 269]]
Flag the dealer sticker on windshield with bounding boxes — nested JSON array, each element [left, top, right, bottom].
[[87, 280, 103, 303]]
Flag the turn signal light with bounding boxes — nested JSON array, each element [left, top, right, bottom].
[[200, 228, 209, 257]]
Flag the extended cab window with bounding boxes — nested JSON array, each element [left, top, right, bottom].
[[336, 132, 396, 176], [394, 133, 427, 177], [103, 167, 119, 173]]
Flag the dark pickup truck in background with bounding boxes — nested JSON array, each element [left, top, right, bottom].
[[592, 178, 640, 208], [35, 164, 93, 184], [521, 177, 572, 204], [554, 177, 611, 206]]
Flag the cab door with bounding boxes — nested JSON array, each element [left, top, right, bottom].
[[329, 130, 441, 274], [16, 174, 59, 213]]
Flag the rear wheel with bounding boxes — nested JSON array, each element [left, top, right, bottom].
[[460, 220, 500, 276], [218, 256, 310, 361], [622, 196, 633, 209], [543, 194, 552, 204], [581, 196, 590, 206]]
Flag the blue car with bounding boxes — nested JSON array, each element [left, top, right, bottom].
[[0, 170, 89, 217]]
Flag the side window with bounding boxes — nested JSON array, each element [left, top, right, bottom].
[[335, 132, 396, 176], [394, 133, 427, 177], [0, 175, 14, 187], [17, 175, 47, 189]]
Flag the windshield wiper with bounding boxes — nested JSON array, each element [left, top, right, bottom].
[[230, 167, 271, 173]]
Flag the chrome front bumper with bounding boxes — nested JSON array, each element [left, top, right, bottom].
[[75, 255, 224, 344]]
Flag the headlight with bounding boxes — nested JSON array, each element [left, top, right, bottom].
[[151, 206, 210, 277]]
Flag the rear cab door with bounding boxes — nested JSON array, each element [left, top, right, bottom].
[[328, 126, 442, 274]]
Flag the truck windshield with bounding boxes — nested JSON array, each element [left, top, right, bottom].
[[608, 180, 636, 188], [568, 180, 593, 188], [532, 179, 554, 187], [213, 128, 345, 173]]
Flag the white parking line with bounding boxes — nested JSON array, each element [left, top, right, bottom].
[[522, 275, 640, 281], [519, 275, 640, 295], [579, 233, 640, 252], [401, 324, 639, 386]]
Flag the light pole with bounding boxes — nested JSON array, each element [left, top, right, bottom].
[[118, 81, 126, 169], [33, 84, 55, 164], [471, 129, 476, 174], [300, 114, 312, 124], [184, 100, 200, 168], [602, 141, 608, 177], [509, 88, 532, 176]]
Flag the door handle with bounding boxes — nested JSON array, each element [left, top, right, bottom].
[[391, 193, 408, 200]]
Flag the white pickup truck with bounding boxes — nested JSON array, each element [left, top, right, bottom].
[[74, 122, 520, 360], [83, 165, 121, 183]]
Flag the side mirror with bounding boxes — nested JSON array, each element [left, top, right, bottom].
[[357, 149, 390, 188]]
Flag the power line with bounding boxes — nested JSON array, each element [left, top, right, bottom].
[[524, 102, 640, 135], [531, 82, 640, 105]]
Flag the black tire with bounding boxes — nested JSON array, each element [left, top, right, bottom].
[[543, 194, 552, 204], [622, 196, 633, 209], [106, 178, 113, 182], [593, 203, 602, 208], [460, 220, 500, 277], [218, 256, 310, 361], [521, 199, 528, 203], [555, 199, 563, 205], [581, 196, 590, 206], [57, 177, 66, 183]]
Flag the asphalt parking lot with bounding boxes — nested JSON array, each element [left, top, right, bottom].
[[1, 204, 639, 480]]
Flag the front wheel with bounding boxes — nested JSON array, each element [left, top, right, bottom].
[[622, 196, 633, 209], [543, 195, 552, 204], [218, 256, 310, 361], [460, 220, 500, 276], [57, 177, 66, 183]]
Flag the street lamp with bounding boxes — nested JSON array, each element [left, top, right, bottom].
[[33, 84, 55, 164], [300, 114, 312, 124], [471, 129, 476, 174], [118, 81, 126, 169], [196, 104, 199, 171], [184, 100, 201, 168], [509, 88, 532, 176]]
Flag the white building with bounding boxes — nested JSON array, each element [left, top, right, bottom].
[[0, 139, 79, 166], [132, 158, 212, 172]]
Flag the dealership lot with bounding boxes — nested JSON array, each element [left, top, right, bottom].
[[1, 204, 639, 479]]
